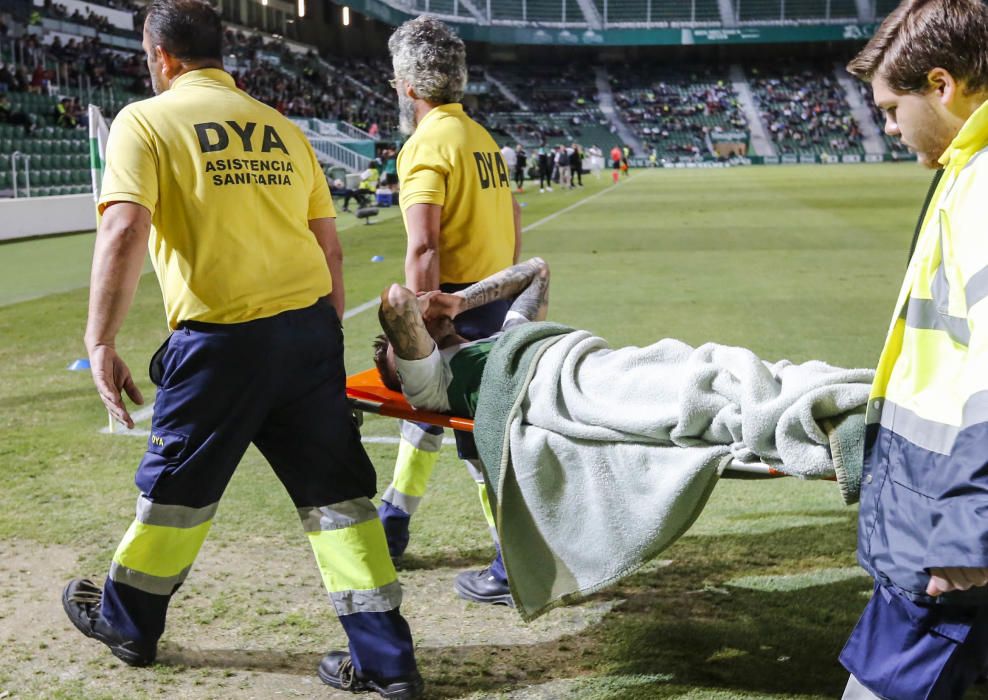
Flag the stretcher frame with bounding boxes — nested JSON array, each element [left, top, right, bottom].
[[346, 369, 808, 480]]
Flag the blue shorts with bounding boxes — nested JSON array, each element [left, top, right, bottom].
[[840, 583, 988, 700]]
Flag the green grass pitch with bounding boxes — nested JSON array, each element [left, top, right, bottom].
[[4, 164, 984, 699]]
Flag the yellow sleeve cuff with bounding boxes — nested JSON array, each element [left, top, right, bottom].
[[400, 191, 445, 209], [98, 192, 156, 216]]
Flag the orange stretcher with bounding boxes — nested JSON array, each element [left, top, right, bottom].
[[345, 368, 816, 480]]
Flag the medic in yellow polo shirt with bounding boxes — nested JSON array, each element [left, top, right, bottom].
[[378, 16, 523, 608], [59, 2, 421, 697]]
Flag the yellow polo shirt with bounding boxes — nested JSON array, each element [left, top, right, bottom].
[[99, 68, 334, 329], [397, 103, 515, 285]]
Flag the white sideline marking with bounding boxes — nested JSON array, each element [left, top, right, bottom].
[[102, 427, 152, 437], [99, 405, 155, 435], [129, 406, 155, 422], [521, 181, 622, 234], [343, 297, 380, 320]]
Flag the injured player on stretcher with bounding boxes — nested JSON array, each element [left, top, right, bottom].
[[373, 257, 874, 619]]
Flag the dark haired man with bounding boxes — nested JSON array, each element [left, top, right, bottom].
[[514, 144, 527, 192], [60, 1, 421, 696], [841, 0, 988, 697]]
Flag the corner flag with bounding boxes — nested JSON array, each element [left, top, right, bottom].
[[88, 104, 109, 203]]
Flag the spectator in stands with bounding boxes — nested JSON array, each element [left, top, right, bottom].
[[29, 64, 45, 93], [55, 97, 76, 128], [0, 94, 31, 131], [752, 64, 863, 157], [0, 62, 12, 93]]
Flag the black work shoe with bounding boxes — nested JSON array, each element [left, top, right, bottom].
[[453, 568, 515, 607], [318, 651, 424, 699], [62, 578, 156, 667]]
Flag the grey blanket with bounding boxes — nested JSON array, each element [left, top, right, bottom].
[[473, 323, 873, 620]]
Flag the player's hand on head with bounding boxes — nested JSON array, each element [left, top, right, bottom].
[[420, 292, 462, 321], [88, 344, 143, 429], [926, 567, 988, 596]]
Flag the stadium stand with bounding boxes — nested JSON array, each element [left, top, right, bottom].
[[223, 33, 400, 136], [477, 64, 614, 148], [0, 18, 398, 196], [748, 63, 864, 158], [0, 0, 917, 200], [609, 64, 747, 161]]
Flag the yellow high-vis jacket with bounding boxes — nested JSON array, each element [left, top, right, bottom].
[[858, 100, 988, 604]]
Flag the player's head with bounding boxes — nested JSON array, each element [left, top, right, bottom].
[[143, 0, 222, 95], [388, 16, 467, 135], [847, 0, 988, 168], [372, 333, 402, 392]]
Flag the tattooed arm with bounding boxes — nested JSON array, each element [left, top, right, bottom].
[[506, 257, 550, 322], [423, 257, 550, 321], [378, 283, 436, 360]]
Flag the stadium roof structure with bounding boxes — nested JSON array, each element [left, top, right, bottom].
[[337, 0, 894, 45]]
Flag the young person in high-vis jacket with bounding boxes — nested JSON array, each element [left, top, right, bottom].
[[381, 16, 524, 607], [59, 2, 421, 697], [842, 1, 988, 697]]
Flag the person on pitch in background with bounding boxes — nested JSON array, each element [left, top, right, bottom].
[[60, 2, 422, 697], [537, 145, 552, 193], [841, 1, 988, 698], [382, 15, 523, 606], [500, 142, 517, 183], [514, 144, 527, 192]]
